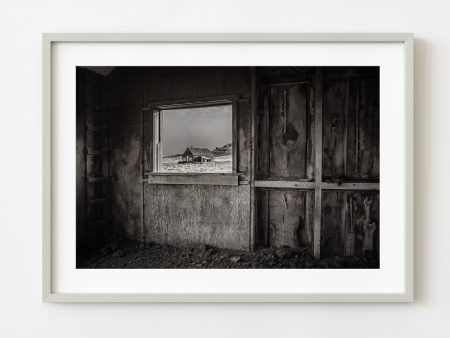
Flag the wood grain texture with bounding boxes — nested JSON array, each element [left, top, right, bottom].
[[108, 68, 144, 241], [144, 184, 250, 250], [322, 79, 346, 178], [145, 173, 239, 186], [237, 98, 251, 179], [354, 77, 380, 179], [257, 68, 314, 181], [76, 67, 113, 258], [256, 87, 270, 178], [321, 182, 379, 190], [142, 107, 152, 173], [322, 67, 380, 180], [255, 180, 315, 189], [257, 189, 313, 249], [268, 84, 308, 179], [255, 188, 269, 247], [313, 68, 323, 259], [249, 67, 257, 250], [321, 191, 379, 258]]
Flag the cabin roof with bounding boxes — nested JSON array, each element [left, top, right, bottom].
[[183, 147, 214, 158]]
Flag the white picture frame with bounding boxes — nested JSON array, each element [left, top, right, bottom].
[[43, 33, 414, 302]]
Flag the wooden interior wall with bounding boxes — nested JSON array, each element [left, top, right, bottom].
[[321, 67, 380, 259], [76, 68, 112, 258], [256, 188, 314, 249], [108, 68, 144, 241], [322, 68, 380, 181], [321, 191, 379, 258], [255, 67, 379, 259], [144, 184, 250, 250], [256, 67, 316, 250], [257, 67, 314, 181]]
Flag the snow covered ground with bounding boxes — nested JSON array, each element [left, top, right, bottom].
[[162, 154, 232, 173]]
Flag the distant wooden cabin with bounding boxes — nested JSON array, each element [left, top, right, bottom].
[[182, 147, 214, 163]]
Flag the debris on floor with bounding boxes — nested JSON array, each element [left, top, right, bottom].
[[78, 239, 379, 269]]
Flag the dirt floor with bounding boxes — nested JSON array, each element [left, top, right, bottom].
[[78, 239, 379, 269]]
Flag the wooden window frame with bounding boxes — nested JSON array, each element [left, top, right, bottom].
[[144, 96, 239, 186]]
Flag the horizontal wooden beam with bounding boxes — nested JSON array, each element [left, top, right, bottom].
[[254, 180, 315, 190], [144, 173, 239, 186], [321, 182, 379, 190]]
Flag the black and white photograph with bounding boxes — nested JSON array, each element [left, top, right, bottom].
[[76, 66, 380, 269]]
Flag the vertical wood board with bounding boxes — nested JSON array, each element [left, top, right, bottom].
[[321, 191, 379, 258]]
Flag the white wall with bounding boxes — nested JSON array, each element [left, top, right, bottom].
[[0, 0, 449, 336]]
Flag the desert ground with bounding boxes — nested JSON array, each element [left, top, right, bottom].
[[162, 154, 232, 173]]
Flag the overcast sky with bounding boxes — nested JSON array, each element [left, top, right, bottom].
[[162, 105, 232, 156]]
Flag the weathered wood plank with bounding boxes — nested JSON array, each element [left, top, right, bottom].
[[250, 180, 380, 190], [255, 188, 269, 247], [343, 80, 350, 176], [321, 191, 347, 257], [322, 67, 380, 180], [267, 189, 310, 248], [305, 191, 314, 248], [249, 67, 257, 250], [142, 106, 152, 173], [152, 110, 161, 172], [269, 83, 308, 179], [322, 77, 346, 179], [255, 180, 315, 189], [144, 173, 239, 186], [236, 96, 250, 178], [306, 69, 315, 180], [321, 182, 379, 190], [321, 191, 379, 258], [355, 76, 380, 179], [144, 184, 250, 250], [313, 68, 323, 259], [107, 68, 144, 241], [257, 87, 270, 178]]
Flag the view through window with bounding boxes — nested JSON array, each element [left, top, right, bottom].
[[161, 104, 232, 173]]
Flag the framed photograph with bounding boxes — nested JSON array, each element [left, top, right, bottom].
[[43, 33, 413, 302]]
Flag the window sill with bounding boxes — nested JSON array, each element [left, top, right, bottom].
[[143, 172, 241, 186]]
